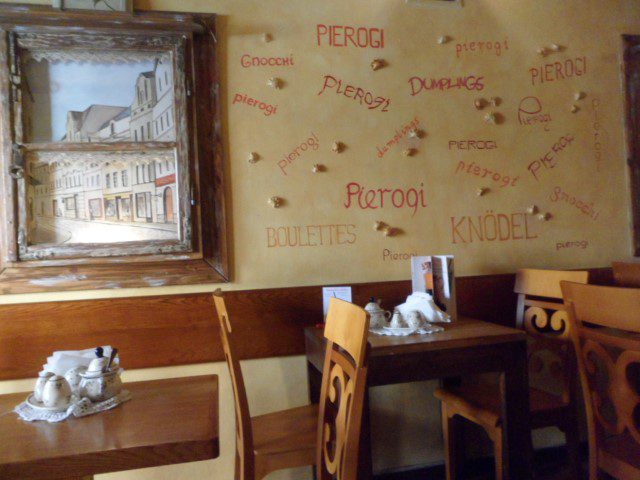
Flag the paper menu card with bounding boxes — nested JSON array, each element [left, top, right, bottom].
[[322, 286, 353, 316], [411, 255, 457, 320]]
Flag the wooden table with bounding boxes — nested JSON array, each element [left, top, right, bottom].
[[0, 375, 219, 479], [305, 317, 533, 480]]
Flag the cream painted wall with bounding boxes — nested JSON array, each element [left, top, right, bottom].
[[2, 0, 640, 478]]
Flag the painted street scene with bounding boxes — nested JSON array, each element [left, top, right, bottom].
[[27, 151, 179, 245]]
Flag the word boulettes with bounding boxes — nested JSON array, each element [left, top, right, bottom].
[[232, 93, 277, 116], [409, 75, 484, 96], [240, 54, 294, 68], [451, 211, 538, 244], [278, 133, 319, 176], [343, 182, 427, 216], [318, 75, 390, 112], [455, 39, 509, 58], [529, 57, 587, 86], [316, 24, 384, 48], [266, 224, 357, 248], [455, 161, 519, 188], [527, 134, 574, 180], [550, 187, 600, 221], [376, 117, 420, 158]]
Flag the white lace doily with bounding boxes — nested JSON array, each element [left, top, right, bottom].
[[14, 390, 131, 423], [370, 325, 445, 336]]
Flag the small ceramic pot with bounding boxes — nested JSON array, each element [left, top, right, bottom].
[[364, 298, 392, 329], [79, 369, 122, 402], [405, 311, 424, 329], [64, 366, 88, 394], [42, 375, 73, 409], [33, 371, 55, 403], [390, 311, 406, 329]]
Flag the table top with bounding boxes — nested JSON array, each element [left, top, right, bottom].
[[0, 374, 219, 480], [305, 316, 526, 357]]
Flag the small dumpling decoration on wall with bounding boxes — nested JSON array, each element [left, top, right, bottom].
[[370, 59, 386, 71], [537, 212, 551, 221], [536, 44, 563, 57], [312, 164, 325, 173], [526, 205, 539, 215], [476, 187, 489, 197], [268, 196, 283, 208], [332, 141, 345, 153], [408, 128, 423, 139], [262, 33, 272, 43], [247, 152, 260, 164], [402, 148, 416, 157], [570, 104, 580, 113], [484, 112, 497, 124], [267, 77, 282, 89], [437, 35, 450, 45], [373, 221, 399, 237]]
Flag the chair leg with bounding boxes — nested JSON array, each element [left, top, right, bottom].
[[441, 404, 463, 480], [564, 421, 582, 480], [492, 428, 508, 480]]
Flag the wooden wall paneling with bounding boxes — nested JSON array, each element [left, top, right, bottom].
[[0, 269, 612, 381]]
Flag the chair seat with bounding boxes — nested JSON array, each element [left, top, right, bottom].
[[434, 383, 567, 429], [600, 432, 640, 474], [251, 403, 318, 456]]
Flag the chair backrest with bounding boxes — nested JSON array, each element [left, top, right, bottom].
[[514, 269, 589, 402], [561, 281, 640, 473], [212, 290, 255, 480], [612, 261, 640, 287], [317, 298, 370, 480]]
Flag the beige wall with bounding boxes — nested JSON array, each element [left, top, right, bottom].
[[2, 0, 640, 478]]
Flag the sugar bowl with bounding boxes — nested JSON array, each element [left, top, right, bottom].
[[78, 350, 122, 402]]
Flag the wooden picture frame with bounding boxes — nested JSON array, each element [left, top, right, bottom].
[[0, 5, 229, 293], [623, 35, 640, 256]]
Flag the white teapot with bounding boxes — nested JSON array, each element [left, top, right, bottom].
[[364, 298, 391, 329]]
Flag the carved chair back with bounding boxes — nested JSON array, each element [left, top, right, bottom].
[[213, 290, 255, 480], [317, 298, 370, 480], [514, 269, 588, 403], [612, 261, 640, 287], [561, 281, 640, 478]]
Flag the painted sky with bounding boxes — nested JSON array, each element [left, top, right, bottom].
[[27, 59, 155, 141]]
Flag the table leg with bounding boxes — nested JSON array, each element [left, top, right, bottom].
[[500, 341, 533, 480], [307, 361, 322, 404], [357, 387, 373, 480]]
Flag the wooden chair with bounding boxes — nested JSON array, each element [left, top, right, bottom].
[[612, 261, 640, 287], [214, 292, 370, 480], [434, 268, 588, 480], [316, 297, 370, 480], [213, 291, 317, 480], [561, 281, 640, 480]]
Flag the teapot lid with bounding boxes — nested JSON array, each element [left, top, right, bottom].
[[364, 297, 383, 313]]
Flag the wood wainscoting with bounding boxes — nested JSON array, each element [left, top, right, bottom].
[[0, 269, 613, 381]]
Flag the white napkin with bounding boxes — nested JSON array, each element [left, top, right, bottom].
[[42, 346, 118, 376], [395, 292, 452, 323]]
